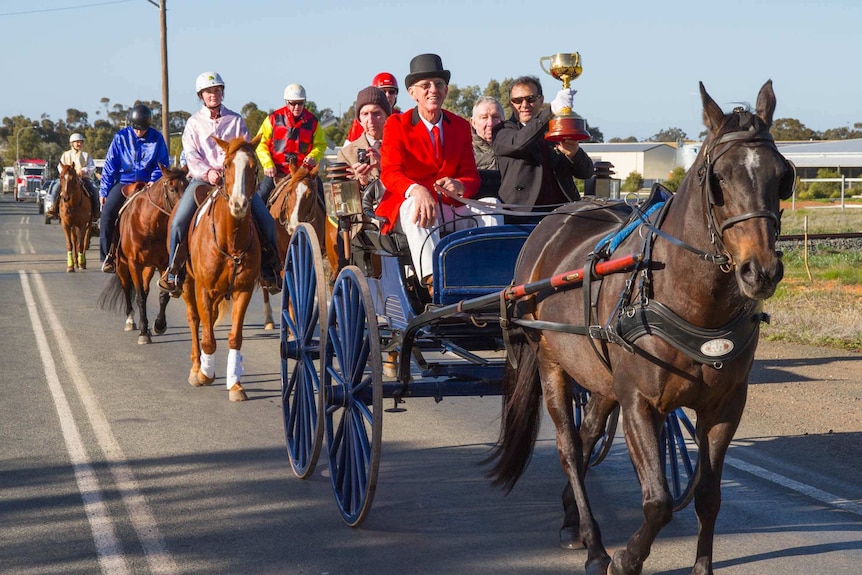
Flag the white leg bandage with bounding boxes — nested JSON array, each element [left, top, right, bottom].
[[226, 348, 243, 388], [200, 352, 215, 379]]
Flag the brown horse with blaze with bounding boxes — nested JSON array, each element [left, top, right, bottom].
[[182, 135, 262, 402], [57, 163, 93, 271]]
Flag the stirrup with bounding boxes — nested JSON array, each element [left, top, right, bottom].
[[101, 255, 115, 274], [158, 271, 182, 297]]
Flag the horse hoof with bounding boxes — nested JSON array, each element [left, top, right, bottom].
[[153, 321, 166, 335], [263, 321, 275, 331], [137, 334, 152, 345], [194, 372, 215, 387], [124, 322, 136, 332], [559, 526, 584, 550], [67, 267, 74, 273], [229, 383, 248, 402]]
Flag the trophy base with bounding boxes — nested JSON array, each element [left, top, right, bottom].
[[545, 116, 591, 142]]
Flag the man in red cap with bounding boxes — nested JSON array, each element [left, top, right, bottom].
[[377, 53, 501, 291]]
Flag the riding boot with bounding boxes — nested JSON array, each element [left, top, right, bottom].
[[102, 229, 119, 273], [259, 241, 283, 295], [159, 242, 187, 298]]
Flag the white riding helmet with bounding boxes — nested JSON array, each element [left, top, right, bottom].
[[283, 83, 306, 101], [69, 133, 85, 143], [195, 71, 225, 94]]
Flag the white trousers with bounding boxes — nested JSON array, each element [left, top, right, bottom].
[[395, 196, 502, 280]]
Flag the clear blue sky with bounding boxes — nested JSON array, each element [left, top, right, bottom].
[[4, 0, 859, 140]]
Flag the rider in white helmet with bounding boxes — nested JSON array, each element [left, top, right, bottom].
[[159, 71, 283, 297], [48, 132, 98, 218], [253, 82, 328, 207]]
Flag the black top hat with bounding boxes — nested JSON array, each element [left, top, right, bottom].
[[404, 53, 451, 88]]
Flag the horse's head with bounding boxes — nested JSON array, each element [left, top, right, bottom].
[[58, 162, 81, 202], [692, 80, 794, 300], [214, 135, 261, 219], [284, 160, 321, 236], [158, 163, 189, 208]]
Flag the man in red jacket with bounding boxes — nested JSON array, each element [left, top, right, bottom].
[[378, 53, 501, 289]]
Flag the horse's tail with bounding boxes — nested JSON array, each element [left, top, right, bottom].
[[97, 274, 128, 313], [485, 324, 543, 493], [213, 298, 231, 327]]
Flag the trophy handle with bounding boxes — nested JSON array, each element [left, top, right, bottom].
[[539, 56, 551, 76]]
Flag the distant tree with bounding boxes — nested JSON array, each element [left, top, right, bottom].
[[664, 166, 687, 193], [586, 121, 604, 143], [621, 171, 644, 193], [65, 108, 89, 131], [168, 110, 190, 135], [771, 118, 817, 141], [444, 83, 481, 118], [609, 136, 638, 143], [649, 127, 687, 142], [241, 102, 268, 139], [821, 124, 862, 140]]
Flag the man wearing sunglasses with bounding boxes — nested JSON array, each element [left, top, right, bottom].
[[253, 83, 328, 207], [493, 75, 594, 216]]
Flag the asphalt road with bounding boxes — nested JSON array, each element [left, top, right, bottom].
[[1, 193, 860, 575]]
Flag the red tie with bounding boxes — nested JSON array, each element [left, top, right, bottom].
[[431, 125, 442, 159]]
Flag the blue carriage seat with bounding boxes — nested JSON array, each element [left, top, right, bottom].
[[433, 224, 534, 305]]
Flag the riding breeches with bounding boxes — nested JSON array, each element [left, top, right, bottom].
[[99, 182, 125, 261]]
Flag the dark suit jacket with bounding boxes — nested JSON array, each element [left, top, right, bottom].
[[493, 107, 594, 208], [378, 108, 480, 234]]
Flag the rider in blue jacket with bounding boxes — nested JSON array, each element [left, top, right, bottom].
[[99, 104, 170, 272]]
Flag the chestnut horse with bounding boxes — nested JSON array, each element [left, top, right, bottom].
[[488, 81, 795, 575], [57, 163, 93, 272], [182, 136, 261, 402], [262, 161, 326, 330], [98, 166, 188, 344]]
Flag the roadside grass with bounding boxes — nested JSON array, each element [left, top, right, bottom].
[[763, 205, 862, 351], [780, 202, 862, 234]]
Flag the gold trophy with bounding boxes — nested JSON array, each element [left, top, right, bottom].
[[539, 52, 590, 142]]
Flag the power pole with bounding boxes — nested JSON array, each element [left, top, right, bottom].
[[160, 0, 169, 146]]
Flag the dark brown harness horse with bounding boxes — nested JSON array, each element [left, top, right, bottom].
[[182, 136, 262, 402], [262, 161, 325, 330], [488, 81, 794, 575], [99, 166, 188, 343], [57, 163, 93, 272]]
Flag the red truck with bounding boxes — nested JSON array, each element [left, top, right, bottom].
[[15, 159, 47, 202]]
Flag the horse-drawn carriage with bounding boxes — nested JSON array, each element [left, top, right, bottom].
[[277, 80, 792, 574]]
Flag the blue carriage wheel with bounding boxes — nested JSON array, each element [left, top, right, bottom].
[[660, 407, 699, 510], [572, 384, 619, 466], [323, 266, 383, 527], [280, 222, 327, 479]]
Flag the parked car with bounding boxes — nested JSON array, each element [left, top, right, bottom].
[[43, 180, 58, 224], [36, 179, 55, 215]]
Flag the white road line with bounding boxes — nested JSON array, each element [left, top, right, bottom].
[[19, 271, 131, 575], [725, 455, 862, 517], [31, 272, 180, 575]]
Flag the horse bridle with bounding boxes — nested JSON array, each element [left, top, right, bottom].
[[145, 177, 184, 215], [699, 121, 784, 252], [635, 118, 787, 271]]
